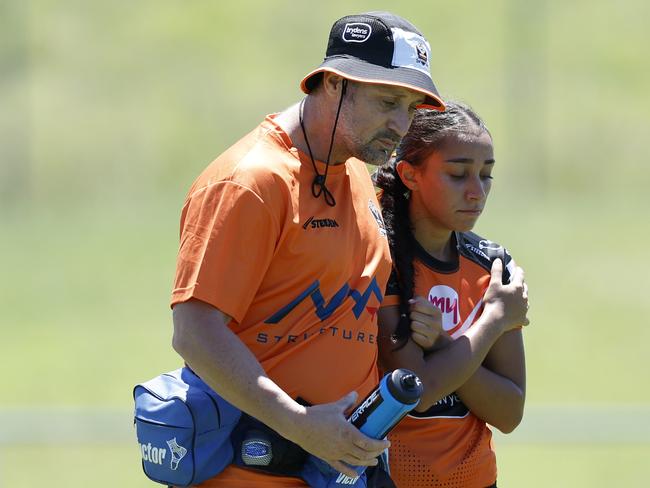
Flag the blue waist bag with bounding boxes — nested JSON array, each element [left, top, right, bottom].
[[133, 367, 241, 486], [134, 368, 389, 487]]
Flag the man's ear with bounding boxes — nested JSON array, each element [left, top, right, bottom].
[[322, 72, 346, 97], [396, 160, 419, 191]]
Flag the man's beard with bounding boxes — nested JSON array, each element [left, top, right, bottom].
[[356, 132, 401, 166], [357, 145, 394, 166]]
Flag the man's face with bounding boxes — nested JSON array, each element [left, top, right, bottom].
[[336, 82, 426, 166]]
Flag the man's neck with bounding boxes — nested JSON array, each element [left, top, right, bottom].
[[276, 96, 344, 164]]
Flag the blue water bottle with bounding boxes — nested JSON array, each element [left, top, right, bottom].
[[348, 368, 423, 439], [301, 369, 423, 487]]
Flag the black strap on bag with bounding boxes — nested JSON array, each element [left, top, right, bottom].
[[231, 412, 308, 477], [231, 411, 397, 487]]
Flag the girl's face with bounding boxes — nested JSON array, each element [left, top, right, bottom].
[[400, 130, 494, 233]]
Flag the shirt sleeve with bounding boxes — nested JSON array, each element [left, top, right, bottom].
[[171, 180, 280, 323]]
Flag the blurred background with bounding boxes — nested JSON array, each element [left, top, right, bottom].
[[1, 0, 649, 486]]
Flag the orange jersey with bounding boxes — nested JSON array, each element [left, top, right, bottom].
[[171, 114, 392, 487], [382, 232, 513, 488]]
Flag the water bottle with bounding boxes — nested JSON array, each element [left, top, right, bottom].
[[302, 369, 423, 487], [348, 368, 423, 439]]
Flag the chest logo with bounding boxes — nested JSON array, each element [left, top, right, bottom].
[[302, 216, 340, 230], [427, 285, 460, 331]]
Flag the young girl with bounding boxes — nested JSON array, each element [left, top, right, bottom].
[[375, 101, 529, 488]]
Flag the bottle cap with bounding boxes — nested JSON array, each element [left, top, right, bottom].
[[387, 369, 423, 404]]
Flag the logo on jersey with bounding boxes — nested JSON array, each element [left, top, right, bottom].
[[464, 242, 489, 260], [427, 285, 459, 331], [368, 199, 387, 237], [259, 278, 383, 345], [479, 239, 502, 253], [409, 392, 469, 419], [265, 277, 383, 324], [302, 216, 340, 230], [342, 23, 372, 43]]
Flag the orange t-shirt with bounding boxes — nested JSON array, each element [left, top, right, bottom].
[[382, 232, 513, 488], [171, 114, 392, 487]]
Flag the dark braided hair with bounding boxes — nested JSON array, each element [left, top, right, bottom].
[[375, 101, 491, 347]]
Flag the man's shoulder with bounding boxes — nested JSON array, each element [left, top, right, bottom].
[[193, 119, 297, 195]]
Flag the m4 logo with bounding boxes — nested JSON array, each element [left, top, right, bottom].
[[265, 277, 382, 324]]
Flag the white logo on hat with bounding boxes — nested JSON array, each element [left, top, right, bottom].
[[416, 42, 428, 66], [342, 23, 372, 43], [391, 28, 432, 76]]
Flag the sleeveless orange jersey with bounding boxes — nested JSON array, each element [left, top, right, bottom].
[[382, 232, 513, 488], [171, 114, 392, 487]]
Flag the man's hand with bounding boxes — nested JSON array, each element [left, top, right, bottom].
[[287, 391, 390, 478], [482, 259, 529, 331], [408, 296, 445, 351]]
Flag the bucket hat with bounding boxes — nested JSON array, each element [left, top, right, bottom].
[[301, 11, 445, 111]]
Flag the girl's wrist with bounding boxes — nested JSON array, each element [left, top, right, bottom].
[[480, 303, 508, 332]]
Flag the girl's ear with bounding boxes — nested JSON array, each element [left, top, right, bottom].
[[396, 160, 419, 191]]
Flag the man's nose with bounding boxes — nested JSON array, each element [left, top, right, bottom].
[[387, 108, 413, 138]]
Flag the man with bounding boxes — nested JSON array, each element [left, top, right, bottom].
[[171, 11, 445, 487]]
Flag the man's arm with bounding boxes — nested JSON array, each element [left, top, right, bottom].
[[172, 299, 389, 477]]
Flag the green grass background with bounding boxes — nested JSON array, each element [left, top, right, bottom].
[[2, 0, 649, 486]]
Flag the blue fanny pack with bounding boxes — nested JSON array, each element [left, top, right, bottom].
[[133, 367, 241, 486], [134, 368, 389, 487]]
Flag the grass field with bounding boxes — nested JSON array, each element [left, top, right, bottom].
[[2, 190, 649, 487], [2, 1, 649, 486], [496, 444, 650, 487]]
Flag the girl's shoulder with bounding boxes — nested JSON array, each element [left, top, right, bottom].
[[456, 231, 514, 282]]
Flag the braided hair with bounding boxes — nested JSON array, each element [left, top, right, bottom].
[[374, 101, 490, 347]]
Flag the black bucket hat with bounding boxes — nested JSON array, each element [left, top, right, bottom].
[[301, 11, 445, 111]]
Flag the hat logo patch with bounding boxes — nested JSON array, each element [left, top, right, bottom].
[[415, 42, 428, 66], [342, 23, 372, 43]]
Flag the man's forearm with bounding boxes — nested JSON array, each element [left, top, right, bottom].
[[172, 300, 304, 441]]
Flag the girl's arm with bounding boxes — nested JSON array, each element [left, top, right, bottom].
[[456, 328, 526, 433], [378, 259, 528, 412]]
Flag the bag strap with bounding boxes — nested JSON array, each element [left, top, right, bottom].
[[231, 412, 307, 476]]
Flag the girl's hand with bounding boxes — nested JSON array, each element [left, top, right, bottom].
[[482, 258, 530, 332], [408, 296, 445, 351]]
